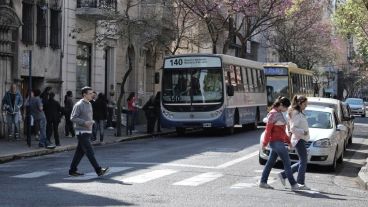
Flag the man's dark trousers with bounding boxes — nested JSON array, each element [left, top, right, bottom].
[[70, 133, 101, 173]]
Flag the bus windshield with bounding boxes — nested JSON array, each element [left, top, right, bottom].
[[162, 68, 223, 105], [266, 76, 289, 105]]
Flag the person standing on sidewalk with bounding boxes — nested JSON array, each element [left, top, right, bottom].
[[142, 95, 156, 134], [154, 92, 161, 133], [64, 91, 75, 137], [44, 92, 63, 146], [1, 83, 23, 140], [93, 93, 108, 143], [90, 91, 97, 141], [69, 86, 109, 177], [278, 95, 310, 190], [29, 89, 55, 148], [259, 96, 302, 191], [126, 92, 137, 135]]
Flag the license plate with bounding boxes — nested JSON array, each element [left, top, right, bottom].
[[203, 123, 212, 127]]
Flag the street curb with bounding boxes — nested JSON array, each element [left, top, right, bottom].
[[0, 130, 176, 164], [357, 158, 368, 190]]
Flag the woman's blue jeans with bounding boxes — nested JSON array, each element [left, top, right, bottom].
[[261, 140, 297, 186], [280, 139, 308, 185]]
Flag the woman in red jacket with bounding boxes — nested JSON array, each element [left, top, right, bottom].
[[259, 96, 302, 191]]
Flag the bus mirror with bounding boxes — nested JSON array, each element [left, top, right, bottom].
[[227, 85, 234, 96], [154, 72, 160, 84]]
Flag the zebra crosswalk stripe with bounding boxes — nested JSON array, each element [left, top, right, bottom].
[[64, 167, 132, 181], [120, 169, 177, 184], [13, 171, 52, 178], [173, 172, 223, 186]]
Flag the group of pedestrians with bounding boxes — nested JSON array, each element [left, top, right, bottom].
[[259, 95, 310, 191]]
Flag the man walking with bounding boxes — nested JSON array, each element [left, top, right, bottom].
[[69, 86, 109, 177], [1, 83, 23, 140]]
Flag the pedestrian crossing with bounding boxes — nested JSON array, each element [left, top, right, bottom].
[[173, 172, 223, 186], [11, 167, 283, 189]]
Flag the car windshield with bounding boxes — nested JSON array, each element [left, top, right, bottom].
[[305, 110, 333, 129], [345, 99, 363, 105], [308, 102, 336, 111]]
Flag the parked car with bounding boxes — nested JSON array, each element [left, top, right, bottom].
[[342, 102, 354, 145], [307, 97, 353, 150], [259, 106, 347, 171], [345, 98, 366, 117]]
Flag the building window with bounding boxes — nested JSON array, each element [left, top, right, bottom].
[[22, 2, 34, 45], [50, 9, 61, 49], [36, 5, 47, 47], [76, 42, 92, 96]]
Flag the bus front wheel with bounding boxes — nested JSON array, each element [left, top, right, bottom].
[[176, 127, 186, 136]]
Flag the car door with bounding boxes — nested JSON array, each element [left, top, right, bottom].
[[333, 111, 344, 157], [338, 103, 349, 145]]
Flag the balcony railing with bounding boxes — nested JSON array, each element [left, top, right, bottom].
[[77, 0, 117, 10], [76, 0, 117, 19]]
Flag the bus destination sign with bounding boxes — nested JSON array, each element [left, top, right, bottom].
[[164, 56, 221, 69], [264, 67, 288, 76]]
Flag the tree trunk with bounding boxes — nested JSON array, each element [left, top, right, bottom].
[[115, 54, 133, 136], [240, 41, 246, 58]]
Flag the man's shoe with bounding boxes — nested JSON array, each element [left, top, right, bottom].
[[291, 183, 303, 191], [46, 144, 56, 149], [69, 171, 84, 176], [258, 182, 274, 189], [298, 184, 311, 190], [97, 167, 109, 176], [278, 173, 286, 187], [38, 143, 45, 148]]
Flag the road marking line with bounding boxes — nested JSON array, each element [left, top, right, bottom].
[[230, 182, 257, 189], [254, 170, 281, 174], [121, 162, 216, 169], [216, 151, 259, 169], [64, 167, 131, 181], [121, 169, 177, 184], [13, 171, 51, 178], [173, 172, 223, 186]]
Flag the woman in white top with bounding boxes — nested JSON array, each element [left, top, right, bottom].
[[278, 95, 311, 190]]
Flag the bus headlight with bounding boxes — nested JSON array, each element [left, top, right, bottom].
[[162, 110, 173, 118], [215, 109, 223, 116], [211, 109, 223, 117]]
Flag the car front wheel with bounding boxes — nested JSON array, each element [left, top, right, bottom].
[[259, 154, 267, 165]]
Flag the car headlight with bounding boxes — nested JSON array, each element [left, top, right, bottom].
[[313, 138, 331, 148]]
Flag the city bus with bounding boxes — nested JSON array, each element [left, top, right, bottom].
[[160, 54, 268, 135], [263, 62, 314, 106]]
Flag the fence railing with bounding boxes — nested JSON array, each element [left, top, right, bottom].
[[77, 0, 117, 11]]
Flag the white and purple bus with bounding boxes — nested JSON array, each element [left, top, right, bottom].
[[160, 54, 267, 135]]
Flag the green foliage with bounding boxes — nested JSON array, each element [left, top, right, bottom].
[[334, 0, 368, 57]]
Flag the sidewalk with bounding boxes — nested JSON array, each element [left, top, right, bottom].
[[353, 124, 368, 190], [0, 124, 175, 163], [355, 123, 368, 190]]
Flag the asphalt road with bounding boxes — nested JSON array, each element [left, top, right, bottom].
[[1, 118, 368, 207]]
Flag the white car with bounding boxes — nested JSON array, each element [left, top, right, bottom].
[[307, 97, 353, 150], [259, 105, 347, 171]]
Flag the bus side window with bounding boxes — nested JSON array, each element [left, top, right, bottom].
[[252, 68, 258, 92], [224, 65, 230, 85], [260, 70, 266, 92], [256, 69, 262, 92], [247, 68, 254, 92], [235, 66, 244, 91], [229, 65, 237, 90], [242, 67, 249, 92]]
